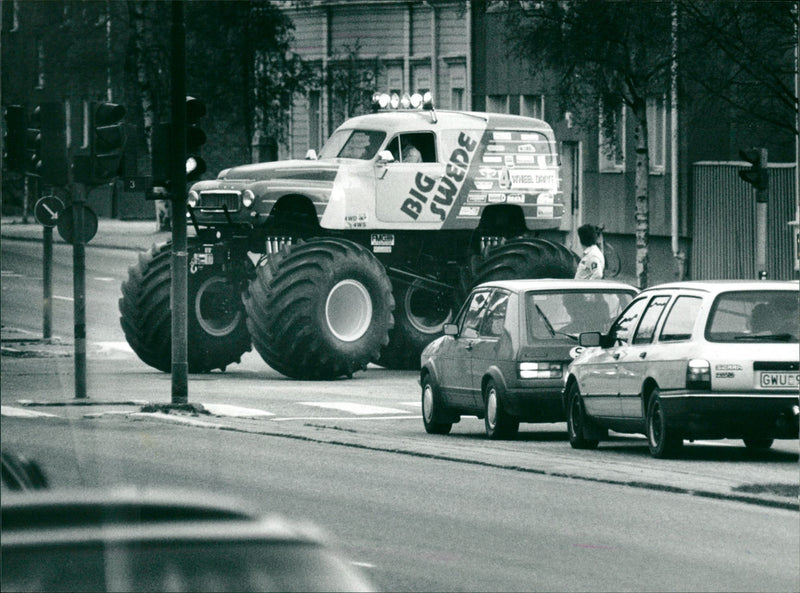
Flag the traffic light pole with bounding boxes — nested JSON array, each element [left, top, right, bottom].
[[71, 183, 88, 399], [43, 225, 53, 339], [756, 197, 767, 280], [170, 0, 189, 404]]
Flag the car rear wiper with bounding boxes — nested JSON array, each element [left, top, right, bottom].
[[533, 305, 578, 340], [534, 305, 557, 337]]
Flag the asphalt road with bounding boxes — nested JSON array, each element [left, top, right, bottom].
[[2, 237, 799, 592], [2, 416, 798, 592]]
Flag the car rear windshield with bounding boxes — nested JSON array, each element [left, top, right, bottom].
[[526, 290, 635, 340], [706, 290, 799, 343], [318, 129, 387, 160]]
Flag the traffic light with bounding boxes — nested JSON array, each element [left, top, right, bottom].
[[37, 103, 68, 187], [3, 105, 26, 172], [151, 121, 172, 190], [90, 102, 127, 184], [739, 148, 768, 194], [185, 96, 206, 182], [25, 105, 42, 176]]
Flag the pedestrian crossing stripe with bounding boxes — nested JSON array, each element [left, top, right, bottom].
[[298, 402, 412, 415], [1, 405, 58, 418]]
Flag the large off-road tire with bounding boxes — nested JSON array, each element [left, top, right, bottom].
[[119, 242, 252, 373], [243, 237, 394, 380], [471, 237, 578, 286], [376, 279, 454, 370]]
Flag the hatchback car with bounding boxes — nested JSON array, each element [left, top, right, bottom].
[[564, 280, 799, 457], [420, 279, 637, 439]]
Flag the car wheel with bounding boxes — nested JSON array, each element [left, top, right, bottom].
[[743, 438, 774, 450], [484, 379, 519, 440], [566, 383, 599, 450], [646, 389, 682, 458], [421, 374, 452, 435]]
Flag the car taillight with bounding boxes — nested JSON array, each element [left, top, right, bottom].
[[519, 362, 562, 379], [686, 359, 711, 390]]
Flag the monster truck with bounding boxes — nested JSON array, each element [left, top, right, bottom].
[[119, 97, 577, 379]]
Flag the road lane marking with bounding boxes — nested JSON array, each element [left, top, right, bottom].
[[273, 415, 423, 422], [299, 402, 412, 415], [93, 341, 134, 354], [1, 405, 59, 418], [130, 412, 224, 428], [201, 403, 274, 417]]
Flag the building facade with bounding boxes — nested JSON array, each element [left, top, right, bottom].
[[278, 0, 798, 284]]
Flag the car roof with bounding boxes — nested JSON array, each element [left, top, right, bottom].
[[1, 487, 261, 530], [473, 278, 639, 293], [638, 280, 799, 296], [337, 109, 556, 134]]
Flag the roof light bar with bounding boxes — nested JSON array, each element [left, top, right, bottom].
[[371, 91, 434, 111]]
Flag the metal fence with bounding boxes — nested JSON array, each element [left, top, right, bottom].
[[692, 162, 798, 281]]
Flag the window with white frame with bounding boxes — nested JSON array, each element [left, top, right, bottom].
[[598, 102, 625, 172], [448, 62, 466, 110], [647, 95, 666, 174], [451, 88, 464, 110], [486, 95, 508, 113], [521, 95, 544, 119], [308, 91, 322, 152]]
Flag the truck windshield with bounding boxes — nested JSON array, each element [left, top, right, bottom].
[[318, 129, 386, 160]]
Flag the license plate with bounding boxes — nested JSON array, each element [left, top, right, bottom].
[[757, 371, 799, 389]]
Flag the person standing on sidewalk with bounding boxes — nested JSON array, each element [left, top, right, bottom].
[[574, 224, 605, 280]]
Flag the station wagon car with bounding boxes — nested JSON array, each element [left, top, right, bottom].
[[420, 279, 637, 439], [564, 280, 799, 457]]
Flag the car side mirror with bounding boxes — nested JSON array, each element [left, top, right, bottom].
[[444, 323, 458, 336], [578, 332, 601, 347], [305, 149, 318, 160], [377, 150, 395, 164]]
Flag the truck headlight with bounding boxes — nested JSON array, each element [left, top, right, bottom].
[[242, 189, 254, 208], [187, 190, 199, 208]]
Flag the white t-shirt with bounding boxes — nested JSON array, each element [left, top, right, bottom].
[[575, 244, 605, 279]]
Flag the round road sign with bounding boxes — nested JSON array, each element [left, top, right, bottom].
[[34, 195, 65, 227], [57, 206, 99, 245]]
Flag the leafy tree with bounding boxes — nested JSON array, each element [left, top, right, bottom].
[[185, 0, 315, 164], [677, 0, 798, 145], [326, 41, 384, 130], [505, 0, 676, 288]]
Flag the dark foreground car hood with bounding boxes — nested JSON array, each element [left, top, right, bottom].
[[219, 159, 340, 183]]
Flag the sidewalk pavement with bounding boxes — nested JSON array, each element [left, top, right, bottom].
[[1, 216, 172, 252]]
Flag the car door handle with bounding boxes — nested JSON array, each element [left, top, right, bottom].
[[465, 341, 473, 351], [639, 352, 647, 359], [612, 352, 621, 360]]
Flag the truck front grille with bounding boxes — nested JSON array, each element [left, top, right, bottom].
[[198, 191, 240, 212]]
